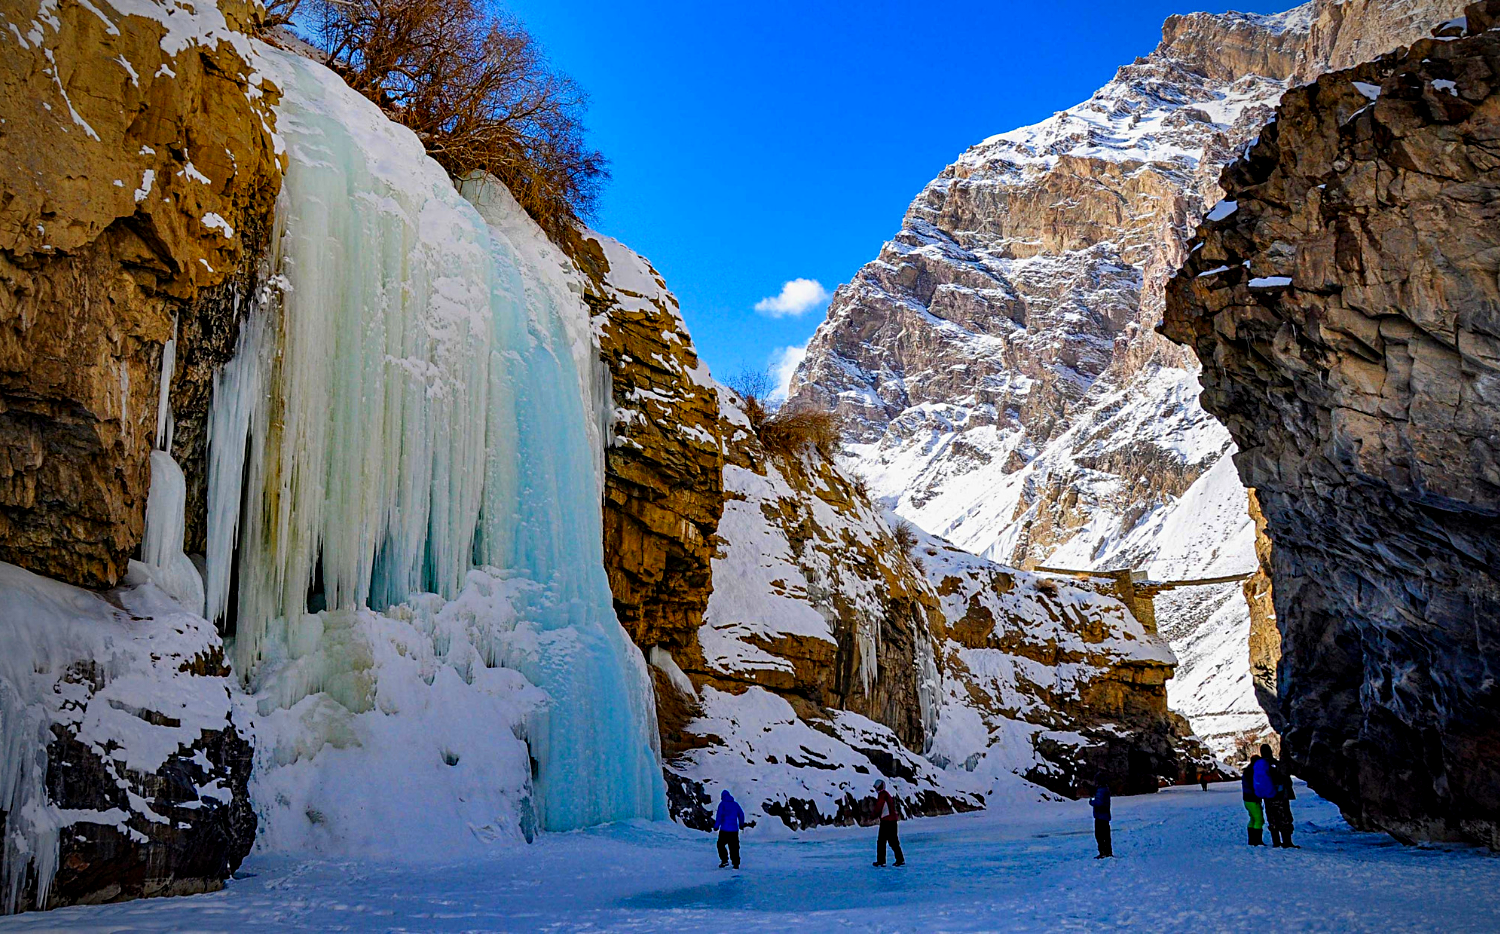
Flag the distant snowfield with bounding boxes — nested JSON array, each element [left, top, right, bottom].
[[7, 785, 1497, 933]]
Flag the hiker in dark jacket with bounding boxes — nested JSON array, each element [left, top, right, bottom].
[[871, 779, 905, 867], [714, 790, 745, 868], [1089, 772, 1113, 858], [1242, 754, 1266, 846], [1262, 745, 1299, 848]]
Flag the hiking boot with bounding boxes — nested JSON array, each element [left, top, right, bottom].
[[893, 860, 905, 867], [719, 860, 728, 868], [872, 861, 885, 867]]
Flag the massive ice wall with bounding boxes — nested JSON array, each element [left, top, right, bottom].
[[204, 46, 663, 838]]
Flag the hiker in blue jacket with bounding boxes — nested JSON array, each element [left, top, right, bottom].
[[714, 790, 745, 868], [1243, 753, 1267, 845], [1089, 771, 1112, 858]]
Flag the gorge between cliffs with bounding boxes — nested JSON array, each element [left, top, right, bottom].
[[1, 0, 1497, 928]]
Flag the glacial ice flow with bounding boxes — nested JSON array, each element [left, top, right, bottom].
[[204, 46, 663, 833]]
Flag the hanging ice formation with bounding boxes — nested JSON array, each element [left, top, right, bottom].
[[137, 314, 206, 616], [204, 46, 663, 833]]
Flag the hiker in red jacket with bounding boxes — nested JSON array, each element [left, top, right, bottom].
[[871, 779, 905, 867]]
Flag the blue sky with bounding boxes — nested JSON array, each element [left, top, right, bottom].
[[504, 0, 1289, 391]]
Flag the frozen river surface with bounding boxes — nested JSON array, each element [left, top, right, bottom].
[[5, 782, 1498, 933]]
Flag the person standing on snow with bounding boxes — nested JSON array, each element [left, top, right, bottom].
[[1262, 745, 1299, 848], [1089, 771, 1113, 858], [1242, 752, 1268, 846], [871, 779, 905, 867], [714, 790, 745, 868]]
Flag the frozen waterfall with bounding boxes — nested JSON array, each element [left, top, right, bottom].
[[204, 46, 664, 838]]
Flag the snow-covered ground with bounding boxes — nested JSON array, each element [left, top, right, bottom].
[[8, 783, 1497, 933]]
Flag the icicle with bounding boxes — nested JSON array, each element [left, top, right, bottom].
[[154, 315, 176, 452], [118, 361, 130, 430], [915, 632, 941, 754], [204, 261, 279, 627], [139, 451, 205, 615], [466, 175, 665, 828]]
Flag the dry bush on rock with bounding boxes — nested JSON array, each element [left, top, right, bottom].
[[760, 408, 841, 462], [297, 0, 605, 237], [726, 369, 773, 429], [892, 518, 917, 558]]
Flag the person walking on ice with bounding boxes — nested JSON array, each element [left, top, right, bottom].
[[871, 779, 904, 867], [714, 790, 745, 869], [1243, 751, 1268, 845], [1090, 771, 1112, 858]]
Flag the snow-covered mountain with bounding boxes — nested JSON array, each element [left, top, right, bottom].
[[787, 0, 1463, 760]]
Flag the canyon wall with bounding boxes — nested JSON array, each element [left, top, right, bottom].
[[578, 230, 1217, 824], [569, 231, 725, 674], [785, 0, 1464, 762], [0, 0, 282, 912], [1164, 3, 1499, 847]]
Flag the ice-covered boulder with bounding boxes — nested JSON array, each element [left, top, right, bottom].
[[0, 562, 253, 913]]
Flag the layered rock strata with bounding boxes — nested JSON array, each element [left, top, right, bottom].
[[0, 0, 282, 589], [570, 231, 725, 665], [1163, 2, 1500, 847], [922, 540, 1223, 797], [657, 388, 976, 828]]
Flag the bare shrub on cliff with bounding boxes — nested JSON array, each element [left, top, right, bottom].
[[848, 471, 871, 501], [261, 0, 301, 29], [726, 369, 773, 428], [301, 0, 605, 236], [760, 407, 841, 462], [892, 518, 918, 558]]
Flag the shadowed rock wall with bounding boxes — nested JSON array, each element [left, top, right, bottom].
[[1164, 2, 1500, 847]]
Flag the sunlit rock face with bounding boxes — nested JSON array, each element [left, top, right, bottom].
[[1163, 2, 1500, 848], [786, 0, 1463, 761], [0, 0, 282, 589], [570, 233, 726, 677]]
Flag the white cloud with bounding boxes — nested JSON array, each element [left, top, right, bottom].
[[768, 341, 809, 403], [754, 278, 831, 318]]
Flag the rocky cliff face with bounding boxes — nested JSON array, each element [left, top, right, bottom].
[[592, 367, 1216, 827], [787, 0, 1463, 760], [1163, 2, 1500, 848], [654, 388, 975, 829], [0, 0, 282, 590], [569, 231, 725, 669], [0, 0, 281, 913], [921, 539, 1223, 798]]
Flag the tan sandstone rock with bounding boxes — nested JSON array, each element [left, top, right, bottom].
[[0, 0, 282, 588]]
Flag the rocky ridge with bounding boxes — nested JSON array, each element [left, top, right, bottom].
[[786, 0, 1464, 760], [921, 537, 1224, 798], [1163, 1, 1500, 847]]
